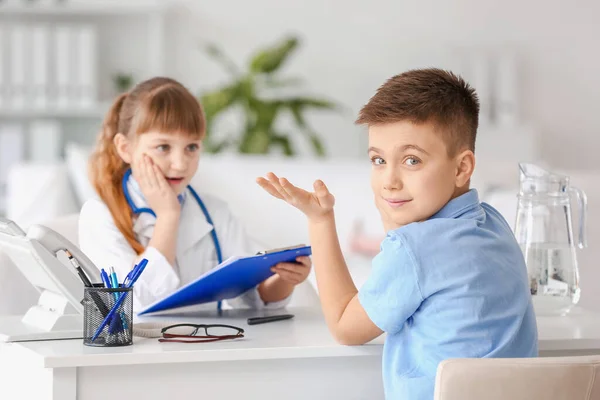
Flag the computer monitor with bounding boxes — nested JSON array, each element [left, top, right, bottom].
[[0, 217, 100, 341]]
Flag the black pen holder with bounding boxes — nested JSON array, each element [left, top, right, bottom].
[[83, 284, 133, 347]]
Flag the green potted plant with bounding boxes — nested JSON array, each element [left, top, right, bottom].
[[200, 36, 339, 156]]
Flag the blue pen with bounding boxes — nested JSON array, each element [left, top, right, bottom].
[[100, 269, 111, 288], [109, 267, 129, 330], [91, 259, 148, 342], [130, 259, 148, 282], [110, 267, 119, 290], [99, 269, 123, 334], [122, 261, 142, 287]]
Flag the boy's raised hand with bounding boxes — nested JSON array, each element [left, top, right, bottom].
[[256, 172, 335, 222]]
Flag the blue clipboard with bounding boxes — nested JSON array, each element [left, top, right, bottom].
[[138, 245, 312, 315]]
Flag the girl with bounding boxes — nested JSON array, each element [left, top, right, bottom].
[[79, 77, 311, 312]]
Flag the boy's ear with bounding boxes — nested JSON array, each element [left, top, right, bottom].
[[113, 133, 132, 164], [455, 149, 475, 187]]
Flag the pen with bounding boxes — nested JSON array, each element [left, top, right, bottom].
[[65, 250, 121, 332], [122, 258, 146, 287], [109, 267, 129, 331], [247, 314, 294, 325], [110, 267, 119, 290], [65, 250, 92, 287], [92, 258, 148, 342], [100, 269, 112, 289], [99, 268, 124, 334], [128, 259, 148, 284]]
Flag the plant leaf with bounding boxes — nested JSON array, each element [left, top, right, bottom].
[[261, 76, 305, 89], [200, 84, 240, 122], [203, 43, 240, 76], [203, 137, 232, 153], [249, 36, 299, 75], [271, 134, 294, 156], [289, 102, 327, 157], [287, 97, 338, 110], [238, 128, 271, 154]]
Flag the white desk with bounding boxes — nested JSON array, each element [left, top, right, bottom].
[[0, 307, 384, 400], [2, 307, 600, 400]]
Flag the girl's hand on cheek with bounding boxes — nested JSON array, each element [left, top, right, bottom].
[[136, 154, 180, 218]]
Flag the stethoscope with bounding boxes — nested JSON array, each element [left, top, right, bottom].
[[122, 169, 224, 311]]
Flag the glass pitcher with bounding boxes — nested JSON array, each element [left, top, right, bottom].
[[514, 163, 587, 316]]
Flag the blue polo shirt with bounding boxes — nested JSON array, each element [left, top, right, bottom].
[[358, 189, 538, 400]]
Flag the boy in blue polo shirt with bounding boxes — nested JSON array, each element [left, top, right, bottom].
[[257, 68, 538, 400]]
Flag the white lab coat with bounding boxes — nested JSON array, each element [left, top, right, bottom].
[[78, 178, 290, 312]]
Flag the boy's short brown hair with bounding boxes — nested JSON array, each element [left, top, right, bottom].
[[356, 68, 479, 155]]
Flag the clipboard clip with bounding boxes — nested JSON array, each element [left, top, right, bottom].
[[256, 244, 306, 255]]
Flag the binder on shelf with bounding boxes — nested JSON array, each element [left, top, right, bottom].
[[75, 25, 97, 108], [0, 27, 4, 109], [29, 120, 62, 163], [31, 25, 49, 109], [54, 25, 73, 109], [0, 124, 25, 185], [9, 25, 27, 109]]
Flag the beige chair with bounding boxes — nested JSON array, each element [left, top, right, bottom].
[[434, 356, 600, 400]]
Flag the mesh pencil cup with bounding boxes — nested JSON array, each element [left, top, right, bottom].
[[83, 284, 133, 347]]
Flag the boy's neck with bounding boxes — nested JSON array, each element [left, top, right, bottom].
[[451, 184, 470, 201]]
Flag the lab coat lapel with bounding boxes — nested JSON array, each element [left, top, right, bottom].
[[177, 189, 214, 255]]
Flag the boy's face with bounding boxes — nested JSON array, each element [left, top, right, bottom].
[[368, 120, 469, 231]]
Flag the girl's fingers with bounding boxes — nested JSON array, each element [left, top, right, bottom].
[[272, 263, 304, 276], [145, 156, 159, 188], [256, 177, 284, 200], [272, 269, 302, 284], [153, 164, 169, 190], [295, 256, 312, 267], [135, 154, 146, 185]]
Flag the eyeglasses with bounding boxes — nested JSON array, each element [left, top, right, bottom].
[[159, 323, 245, 343]]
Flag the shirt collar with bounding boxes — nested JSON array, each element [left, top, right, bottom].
[[429, 188, 481, 220]]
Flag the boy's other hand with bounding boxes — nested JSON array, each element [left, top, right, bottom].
[[256, 172, 335, 222], [271, 256, 312, 285]]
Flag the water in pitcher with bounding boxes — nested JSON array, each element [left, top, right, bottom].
[[523, 242, 580, 316]]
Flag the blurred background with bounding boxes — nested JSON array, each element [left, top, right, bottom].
[[0, 0, 599, 312]]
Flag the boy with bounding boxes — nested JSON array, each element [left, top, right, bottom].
[[256, 68, 538, 400]]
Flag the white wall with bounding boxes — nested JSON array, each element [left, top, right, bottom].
[[157, 0, 600, 170]]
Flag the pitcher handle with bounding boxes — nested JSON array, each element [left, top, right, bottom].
[[569, 186, 588, 249]]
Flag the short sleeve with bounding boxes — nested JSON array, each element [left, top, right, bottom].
[[358, 233, 423, 334]]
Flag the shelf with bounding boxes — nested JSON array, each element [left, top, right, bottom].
[[0, 0, 169, 16], [0, 102, 110, 119]]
